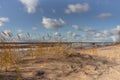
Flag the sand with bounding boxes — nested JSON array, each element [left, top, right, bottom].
[[0, 44, 120, 80]]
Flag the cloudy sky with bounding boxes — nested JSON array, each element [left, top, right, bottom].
[[0, 0, 120, 42]]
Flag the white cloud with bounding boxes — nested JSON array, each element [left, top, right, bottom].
[[110, 25, 120, 42], [67, 31, 74, 37], [17, 29, 23, 33], [72, 25, 118, 42], [0, 17, 9, 22], [102, 30, 112, 37], [42, 17, 66, 30], [97, 13, 112, 19], [0, 22, 3, 27], [72, 25, 81, 30], [54, 32, 61, 36], [94, 32, 111, 42], [19, 0, 39, 14], [41, 34, 51, 42], [53, 32, 65, 42], [72, 25, 95, 32], [65, 3, 89, 14], [95, 32, 103, 37], [73, 33, 81, 38], [111, 35, 120, 42], [67, 31, 80, 38], [32, 27, 38, 30], [0, 17, 9, 27], [95, 30, 110, 37], [111, 25, 120, 33], [92, 25, 120, 42]]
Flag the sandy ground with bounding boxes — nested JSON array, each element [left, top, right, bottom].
[[0, 44, 120, 80]]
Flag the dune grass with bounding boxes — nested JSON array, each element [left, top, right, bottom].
[[0, 41, 77, 80]]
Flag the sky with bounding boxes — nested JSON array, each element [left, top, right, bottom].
[[0, 0, 120, 42]]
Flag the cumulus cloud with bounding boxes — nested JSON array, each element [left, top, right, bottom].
[[42, 17, 66, 30], [53, 32, 68, 42], [110, 25, 120, 42], [72, 25, 81, 30], [67, 31, 74, 37], [72, 25, 95, 32], [95, 32, 103, 37], [67, 31, 80, 38], [111, 35, 120, 42], [111, 25, 120, 33], [0, 22, 3, 27], [72, 33, 81, 39], [41, 32, 64, 42], [19, 0, 39, 13], [65, 3, 89, 14], [67, 31, 82, 42], [72, 25, 120, 42], [0, 17, 9, 27], [97, 13, 112, 19], [92, 25, 120, 42], [41, 34, 52, 42], [54, 32, 61, 36], [93, 32, 111, 42]]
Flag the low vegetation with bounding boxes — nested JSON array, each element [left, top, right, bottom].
[[0, 33, 120, 80]]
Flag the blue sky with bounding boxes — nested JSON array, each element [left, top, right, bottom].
[[0, 0, 120, 42]]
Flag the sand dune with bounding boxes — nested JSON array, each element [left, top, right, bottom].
[[0, 44, 120, 80]]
